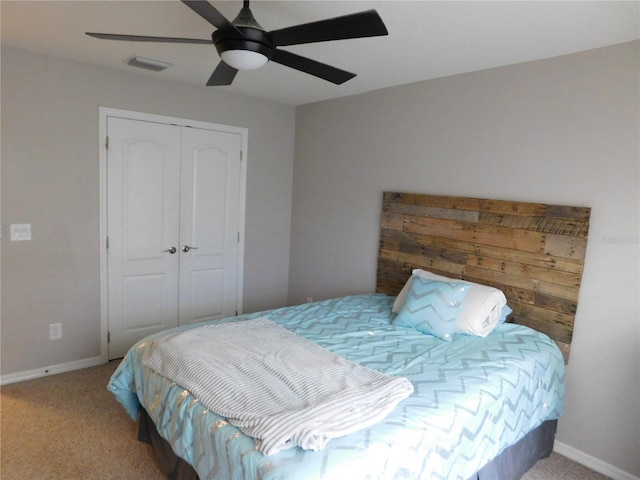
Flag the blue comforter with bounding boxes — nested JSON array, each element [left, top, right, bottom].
[[109, 294, 564, 480]]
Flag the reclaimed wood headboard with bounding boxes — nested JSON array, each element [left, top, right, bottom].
[[376, 192, 590, 361]]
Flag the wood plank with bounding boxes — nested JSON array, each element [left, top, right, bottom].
[[469, 243, 584, 274], [379, 249, 465, 277], [462, 265, 580, 302], [545, 234, 588, 260], [379, 228, 415, 246], [383, 192, 480, 210], [380, 212, 404, 231], [498, 285, 536, 305], [478, 198, 589, 222], [384, 202, 480, 223], [545, 204, 591, 222], [465, 254, 582, 288], [510, 301, 575, 331], [382, 228, 463, 250], [479, 212, 589, 237], [379, 238, 401, 253], [377, 256, 406, 273], [398, 242, 468, 265], [509, 313, 572, 345], [377, 262, 410, 286], [376, 259, 406, 278], [376, 279, 404, 296], [535, 293, 578, 316], [479, 199, 549, 217], [404, 215, 546, 253]]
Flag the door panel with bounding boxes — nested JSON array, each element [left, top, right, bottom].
[[124, 144, 166, 260], [179, 127, 242, 324], [189, 269, 224, 319], [107, 118, 181, 358], [123, 275, 166, 329], [193, 153, 227, 255]]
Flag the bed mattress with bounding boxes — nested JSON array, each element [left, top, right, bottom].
[[109, 293, 565, 480]]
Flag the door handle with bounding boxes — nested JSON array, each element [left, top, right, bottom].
[[162, 246, 177, 254], [181, 245, 199, 253]]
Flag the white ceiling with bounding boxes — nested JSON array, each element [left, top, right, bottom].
[[2, 1, 638, 106]]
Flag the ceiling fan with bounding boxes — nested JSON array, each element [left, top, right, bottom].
[[86, 0, 388, 86]]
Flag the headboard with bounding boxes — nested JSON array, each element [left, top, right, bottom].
[[376, 192, 590, 361]]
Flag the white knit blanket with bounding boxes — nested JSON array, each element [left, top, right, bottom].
[[141, 317, 414, 455]]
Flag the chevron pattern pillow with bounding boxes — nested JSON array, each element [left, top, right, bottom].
[[393, 275, 470, 341]]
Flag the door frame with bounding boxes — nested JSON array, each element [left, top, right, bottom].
[[98, 107, 248, 361]]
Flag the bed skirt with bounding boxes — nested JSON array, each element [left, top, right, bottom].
[[138, 408, 198, 480], [138, 407, 557, 480]]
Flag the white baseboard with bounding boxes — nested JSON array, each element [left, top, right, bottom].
[[554, 441, 639, 480], [0, 356, 105, 385]]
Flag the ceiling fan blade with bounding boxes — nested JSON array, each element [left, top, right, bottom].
[[206, 61, 239, 86], [269, 9, 388, 47], [86, 32, 212, 44], [270, 49, 356, 85], [181, 0, 241, 36]]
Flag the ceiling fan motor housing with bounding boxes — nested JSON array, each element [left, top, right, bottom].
[[212, 27, 275, 61]]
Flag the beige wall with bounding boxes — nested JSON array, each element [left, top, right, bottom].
[[1, 46, 296, 374], [290, 41, 639, 477]]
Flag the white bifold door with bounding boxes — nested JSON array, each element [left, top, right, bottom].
[[107, 116, 243, 359]]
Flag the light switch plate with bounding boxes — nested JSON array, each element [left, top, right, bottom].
[[10, 224, 32, 241]]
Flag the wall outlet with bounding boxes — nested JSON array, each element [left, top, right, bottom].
[[306, 297, 314, 303], [10, 224, 32, 241], [49, 323, 62, 340]]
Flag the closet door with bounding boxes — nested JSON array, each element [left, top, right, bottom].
[[106, 117, 243, 359], [107, 118, 181, 358], [179, 127, 242, 324]]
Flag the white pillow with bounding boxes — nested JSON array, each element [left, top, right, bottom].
[[392, 269, 508, 338]]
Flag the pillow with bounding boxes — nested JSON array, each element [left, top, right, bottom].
[[497, 305, 513, 324], [393, 269, 508, 338], [392, 276, 413, 314], [393, 275, 470, 341]]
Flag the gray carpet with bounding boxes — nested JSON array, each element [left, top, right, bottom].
[[1, 361, 610, 479], [521, 454, 610, 480]]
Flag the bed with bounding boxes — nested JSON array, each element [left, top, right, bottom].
[[109, 192, 591, 480]]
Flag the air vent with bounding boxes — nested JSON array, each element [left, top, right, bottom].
[[126, 55, 172, 72]]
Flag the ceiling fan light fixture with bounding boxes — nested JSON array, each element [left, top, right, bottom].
[[221, 49, 268, 70]]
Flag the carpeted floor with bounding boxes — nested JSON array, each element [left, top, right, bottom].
[[1, 361, 164, 479], [1, 361, 610, 480]]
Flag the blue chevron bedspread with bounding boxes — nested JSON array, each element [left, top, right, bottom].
[[109, 293, 565, 480]]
